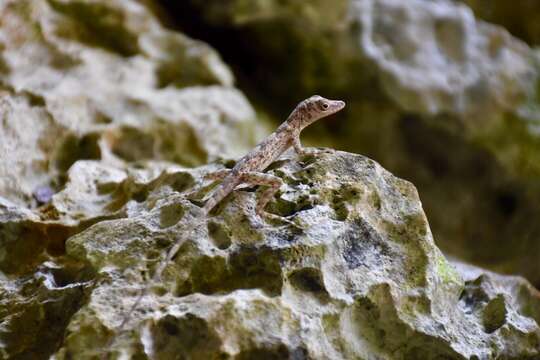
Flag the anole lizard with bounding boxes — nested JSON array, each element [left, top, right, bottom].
[[109, 95, 345, 354], [202, 95, 345, 217]]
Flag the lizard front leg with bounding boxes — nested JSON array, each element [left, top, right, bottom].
[[293, 134, 319, 157], [240, 172, 283, 218], [292, 135, 306, 156]]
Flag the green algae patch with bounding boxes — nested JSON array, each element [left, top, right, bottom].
[[435, 253, 462, 288]]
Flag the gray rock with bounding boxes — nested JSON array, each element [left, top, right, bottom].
[[0, 0, 261, 208], [0, 1, 261, 357], [180, 0, 537, 115], [0, 259, 93, 359], [44, 151, 539, 359], [1, 0, 539, 358], [352, 0, 536, 117]]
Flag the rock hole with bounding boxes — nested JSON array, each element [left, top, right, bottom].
[[156, 59, 218, 89], [434, 18, 466, 63], [333, 203, 349, 221], [207, 221, 232, 249], [55, 133, 101, 172], [458, 276, 490, 315], [152, 314, 223, 359], [185, 248, 283, 297], [43, 223, 74, 256], [94, 111, 112, 124], [0, 54, 9, 74], [110, 126, 155, 162], [169, 172, 196, 193], [266, 197, 298, 218], [483, 295, 507, 333], [162, 317, 180, 336], [23, 91, 46, 107], [236, 344, 291, 360], [289, 268, 328, 296], [132, 189, 148, 203], [48, 0, 140, 57], [229, 248, 283, 296], [159, 203, 185, 228]]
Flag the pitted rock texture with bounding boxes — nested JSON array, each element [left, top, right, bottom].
[[0, 0, 260, 209], [1, 0, 540, 358], [34, 151, 537, 359], [167, 0, 540, 284], [352, 0, 536, 117], [0, 1, 261, 357], [0, 259, 93, 359]]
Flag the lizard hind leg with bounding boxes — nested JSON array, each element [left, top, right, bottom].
[[203, 174, 241, 215], [185, 169, 232, 204], [204, 168, 231, 181], [241, 172, 284, 218]]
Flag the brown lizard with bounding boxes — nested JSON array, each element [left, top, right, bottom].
[[108, 95, 345, 356], [202, 95, 345, 217]]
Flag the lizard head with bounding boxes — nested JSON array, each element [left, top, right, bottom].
[[294, 95, 346, 128]]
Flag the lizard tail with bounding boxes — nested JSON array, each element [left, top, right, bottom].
[[105, 219, 201, 358], [203, 176, 240, 215], [107, 176, 241, 356]]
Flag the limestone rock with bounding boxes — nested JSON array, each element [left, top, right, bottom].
[[352, 0, 536, 117], [172, 0, 540, 284], [41, 151, 539, 359], [1, 0, 540, 358], [0, 0, 260, 209], [0, 1, 261, 357], [3, 149, 539, 359], [0, 259, 93, 359]]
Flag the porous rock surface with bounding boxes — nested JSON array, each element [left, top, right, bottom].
[[0, 0, 258, 357], [0, 0, 260, 209], [43, 151, 540, 359], [174, 0, 540, 284], [1, 0, 540, 359]]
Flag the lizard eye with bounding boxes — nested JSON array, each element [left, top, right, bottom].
[[322, 103, 329, 110]]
